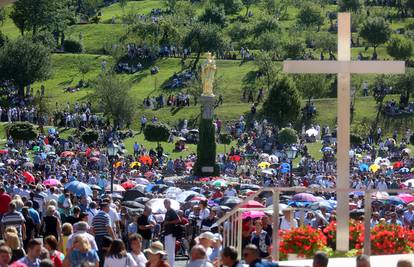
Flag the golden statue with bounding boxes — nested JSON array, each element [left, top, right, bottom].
[[201, 52, 216, 96]]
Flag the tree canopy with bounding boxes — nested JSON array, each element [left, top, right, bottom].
[[386, 35, 413, 61], [297, 3, 324, 31], [359, 17, 391, 54]]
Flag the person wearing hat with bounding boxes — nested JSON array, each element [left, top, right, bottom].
[[279, 207, 298, 231], [195, 232, 215, 259], [209, 233, 222, 262], [144, 241, 169, 267]]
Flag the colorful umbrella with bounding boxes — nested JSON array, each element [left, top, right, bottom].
[[258, 162, 271, 169], [398, 194, 414, 204], [240, 200, 265, 208], [359, 163, 369, 172], [22, 171, 35, 183], [404, 179, 414, 187], [292, 193, 318, 202], [147, 198, 180, 213], [212, 180, 228, 187], [369, 164, 380, 173], [135, 178, 150, 185], [113, 161, 123, 168], [89, 157, 99, 162], [400, 167, 410, 174], [43, 178, 61, 187], [386, 196, 405, 205], [121, 181, 136, 190], [242, 211, 265, 219], [0, 149, 8, 154], [106, 184, 126, 192], [129, 162, 141, 169], [393, 162, 404, 169], [139, 155, 152, 165], [61, 151, 75, 158], [65, 181, 92, 196], [229, 155, 241, 162]]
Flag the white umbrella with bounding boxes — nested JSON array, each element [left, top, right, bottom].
[[265, 204, 288, 215], [374, 157, 390, 166], [403, 148, 411, 154], [134, 184, 146, 193], [305, 128, 318, 136], [176, 190, 201, 203], [403, 179, 414, 187], [165, 187, 183, 199], [269, 155, 278, 163], [260, 153, 269, 159], [135, 178, 150, 185], [261, 169, 276, 175], [147, 198, 180, 213], [106, 184, 126, 192]]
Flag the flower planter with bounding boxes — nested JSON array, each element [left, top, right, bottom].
[[287, 253, 306, 260]]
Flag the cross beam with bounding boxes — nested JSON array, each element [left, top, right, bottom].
[[283, 13, 405, 252]]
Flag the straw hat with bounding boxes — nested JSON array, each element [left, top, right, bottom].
[[195, 231, 216, 243], [144, 241, 167, 255]]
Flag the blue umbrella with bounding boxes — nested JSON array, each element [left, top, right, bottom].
[[359, 163, 369, 172], [386, 196, 405, 205], [280, 163, 291, 173], [400, 167, 410, 174], [64, 181, 92, 196], [145, 184, 155, 192], [321, 147, 333, 152]]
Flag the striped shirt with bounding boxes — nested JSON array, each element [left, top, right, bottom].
[[92, 211, 111, 236], [1, 211, 25, 238]]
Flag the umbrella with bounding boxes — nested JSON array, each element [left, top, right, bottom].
[[43, 178, 61, 187], [23, 162, 34, 168], [321, 147, 333, 152], [109, 193, 123, 200], [374, 157, 390, 166], [393, 162, 404, 169], [32, 146, 40, 152], [147, 198, 180, 213], [121, 181, 136, 190], [61, 151, 75, 157], [240, 200, 264, 208], [404, 179, 414, 187], [135, 178, 150, 185], [372, 191, 389, 200], [134, 184, 146, 193], [369, 164, 380, 173], [106, 184, 126, 192], [229, 155, 241, 162], [240, 184, 261, 190], [258, 162, 270, 169], [23, 171, 35, 183], [260, 153, 270, 159], [242, 211, 265, 219], [220, 197, 242, 208], [165, 187, 183, 199], [261, 169, 276, 175], [386, 196, 405, 205], [122, 201, 145, 209], [292, 193, 318, 202], [113, 161, 123, 168], [403, 148, 411, 154], [135, 197, 150, 204], [0, 149, 8, 154], [212, 180, 228, 187], [176, 191, 201, 203], [305, 128, 318, 136], [65, 181, 92, 196], [144, 171, 155, 178], [90, 185, 102, 191], [191, 196, 207, 202], [139, 155, 152, 165], [266, 204, 288, 215], [89, 157, 99, 162], [7, 159, 16, 165], [398, 194, 414, 204], [269, 155, 278, 163], [359, 163, 369, 172], [130, 162, 141, 169], [400, 167, 410, 174]]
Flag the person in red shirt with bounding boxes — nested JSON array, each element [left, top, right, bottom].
[[212, 188, 223, 199], [0, 188, 12, 217]]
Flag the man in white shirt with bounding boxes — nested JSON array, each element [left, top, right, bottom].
[[377, 178, 388, 191], [45, 187, 59, 205], [224, 185, 237, 197]]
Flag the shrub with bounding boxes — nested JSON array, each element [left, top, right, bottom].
[[7, 122, 37, 141], [81, 130, 99, 145], [278, 128, 298, 145], [63, 40, 83, 53], [143, 123, 171, 145]]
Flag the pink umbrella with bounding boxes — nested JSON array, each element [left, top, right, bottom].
[[292, 193, 318, 202], [240, 200, 265, 208], [89, 157, 99, 162], [43, 178, 61, 187], [144, 171, 154, 178], [242, 211, 265, 219], [398, 194, 414, 204]]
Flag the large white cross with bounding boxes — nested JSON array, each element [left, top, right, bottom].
[[283, 13, 405, 252]]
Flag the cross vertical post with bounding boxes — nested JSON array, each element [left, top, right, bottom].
[[336, 12, 351, 252]]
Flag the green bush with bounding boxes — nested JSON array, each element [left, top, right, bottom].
[[219, 133, 232, 145], [63, 40, 83, 53], [278, 128, 298, 145], [81, 130, 99, 145], [143, 123, 171, 144], [7, 122, 37, 141]]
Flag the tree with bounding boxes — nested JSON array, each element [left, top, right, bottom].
[[164, 0, 177, 12], [359, 17, 391, 57], [81, 0, 103, 18], [0, 37, 51, 98], [0, 31, 7, 48], [393, 70, 414, 107], [387, 35, 413, 61], [283, 37, 306, 59], [252, 15, 281, 37], [338, 0, 362, 12], [119, 0, 128, 14], [81, 130, 99, 145], [262, 75, 301, 127], [143, 123, 171, 146], [278, 128, 298, 145], [314, 32, 336, 58], [242, 0, 260, 16], [8, 122, 37, 141], [183, 23, 227, 70], [294, 74, 332, 104], [297, 3, 324, 31], [199, 5, 226, 27], [254, 51, 280, 92], [212, 0, 243, 15], [93, 72, 136, 128]]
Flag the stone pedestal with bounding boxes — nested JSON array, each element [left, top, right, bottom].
[[200, 95, 215, 119]]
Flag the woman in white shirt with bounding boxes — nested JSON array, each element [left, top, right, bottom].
[[280, 207, 298, 231], [104, 239, 137, 267], [129, 234, 147, 267]]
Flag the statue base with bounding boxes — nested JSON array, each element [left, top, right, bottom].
[[200, 95, 215, 120]]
